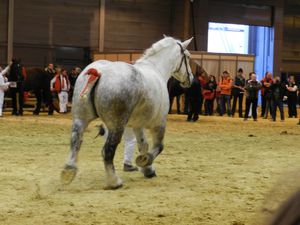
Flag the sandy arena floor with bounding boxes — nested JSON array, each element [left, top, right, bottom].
[[0, 112, 299, 225]]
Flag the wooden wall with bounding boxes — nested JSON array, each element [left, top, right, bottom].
[[0, 0, 8, 64], [282, 0, 300, 73], [1, 0, 299, 75], [104, 0, 173, 51], [93, 51, 255, 81], [2, 0, 99, 67]]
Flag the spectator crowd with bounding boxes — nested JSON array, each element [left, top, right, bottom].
[[0, 60, 299, 122], [170, 67, 299, 122], [0, 61, 81, 116]]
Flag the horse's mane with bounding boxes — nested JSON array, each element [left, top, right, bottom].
[[140, 37, 179, 60]]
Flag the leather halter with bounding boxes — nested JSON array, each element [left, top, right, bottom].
[[175, 43, 191, 86]]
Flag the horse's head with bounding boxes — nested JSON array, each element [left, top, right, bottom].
[[9, 58, 23, 81], [171, 38, 194, 88]]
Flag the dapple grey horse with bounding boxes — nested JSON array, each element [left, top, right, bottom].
[[61, 36, 194, 189]]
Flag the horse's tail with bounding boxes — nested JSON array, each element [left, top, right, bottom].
[[79, 68, 101, 97]]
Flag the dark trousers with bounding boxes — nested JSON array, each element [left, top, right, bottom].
[[33, 89, 54, 115], [287, 96, 297, 117], [169, 95, 181, 114], [184, 93, 189, 114], [245, 97, 258, 120], [272, 99, 284, 121], [220, 94, 231, 116], [231, 93, 244, 117], [261, 95, 266, 117], [264, 97, 273, 118], [199, 96, 203, 114], [187, 97, 201, 121], [204, 99, 214, 115], [10, 83, 24, 115]]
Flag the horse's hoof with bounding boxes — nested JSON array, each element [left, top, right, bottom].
[[144, 170, 156, 178], [141, 166, 156, 178], [61, 165, 77, 185], [104, 177, 123, 190], [104, 183, 123, 190], [136, 153, 153, 167]]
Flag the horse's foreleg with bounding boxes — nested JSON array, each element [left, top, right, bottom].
[[102, 128, 124, 189], [136, 126, 165, 178], [61, 119, 89, 185]]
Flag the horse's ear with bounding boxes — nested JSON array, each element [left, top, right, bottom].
[[182, 37, 194, 49], [163, 34, 167, 38]]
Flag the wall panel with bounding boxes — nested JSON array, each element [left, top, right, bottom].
[[0, 0, 8, 64], [104, 0, 172, 50]]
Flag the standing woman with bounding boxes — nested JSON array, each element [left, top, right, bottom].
[[286, 76, 298, 118], [0, 62, 12, 117], [203, 75, 217, 115], [51, 67, 70, 113], [261, 72, 274, 119]]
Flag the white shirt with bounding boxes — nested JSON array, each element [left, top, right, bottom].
[[0, 66, 10, 91]]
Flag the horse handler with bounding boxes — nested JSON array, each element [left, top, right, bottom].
[[50, 67, 70, 113], [0, 62, 13, 117]]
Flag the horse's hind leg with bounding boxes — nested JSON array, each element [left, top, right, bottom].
[[102, 128, 124, 189], [61, 118, 90, 185], [133, 128, 149, 155], [136, 126, 165, 178]]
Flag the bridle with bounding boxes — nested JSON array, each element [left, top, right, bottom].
[[175, 42, 192, 86]]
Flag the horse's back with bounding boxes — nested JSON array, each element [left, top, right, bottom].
[[72, 60, 169, 129]]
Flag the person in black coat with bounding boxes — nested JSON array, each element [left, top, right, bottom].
[[43, 63, 56, 115], [8, 58, 25, 116], [231, 68, 245, 118], [244, 73, 262, 121], [186, 72, 202, 122], [271, 76, 286, 121], [167, 77, 184, 114]]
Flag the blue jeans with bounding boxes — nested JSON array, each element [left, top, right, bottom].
[[220, 94, 231, 116]]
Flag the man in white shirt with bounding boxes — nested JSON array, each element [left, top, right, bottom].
[[0, 62, 13, 117], [50, 68, 70, 113]]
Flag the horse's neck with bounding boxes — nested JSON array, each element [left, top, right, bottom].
[[139, 51, 175, 82]]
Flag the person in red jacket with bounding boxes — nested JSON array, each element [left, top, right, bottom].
[[50, 67, 70, 113], [219, 71, 232, 116], [203, 75, 217, 115], [261, 72, 273, 119]]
